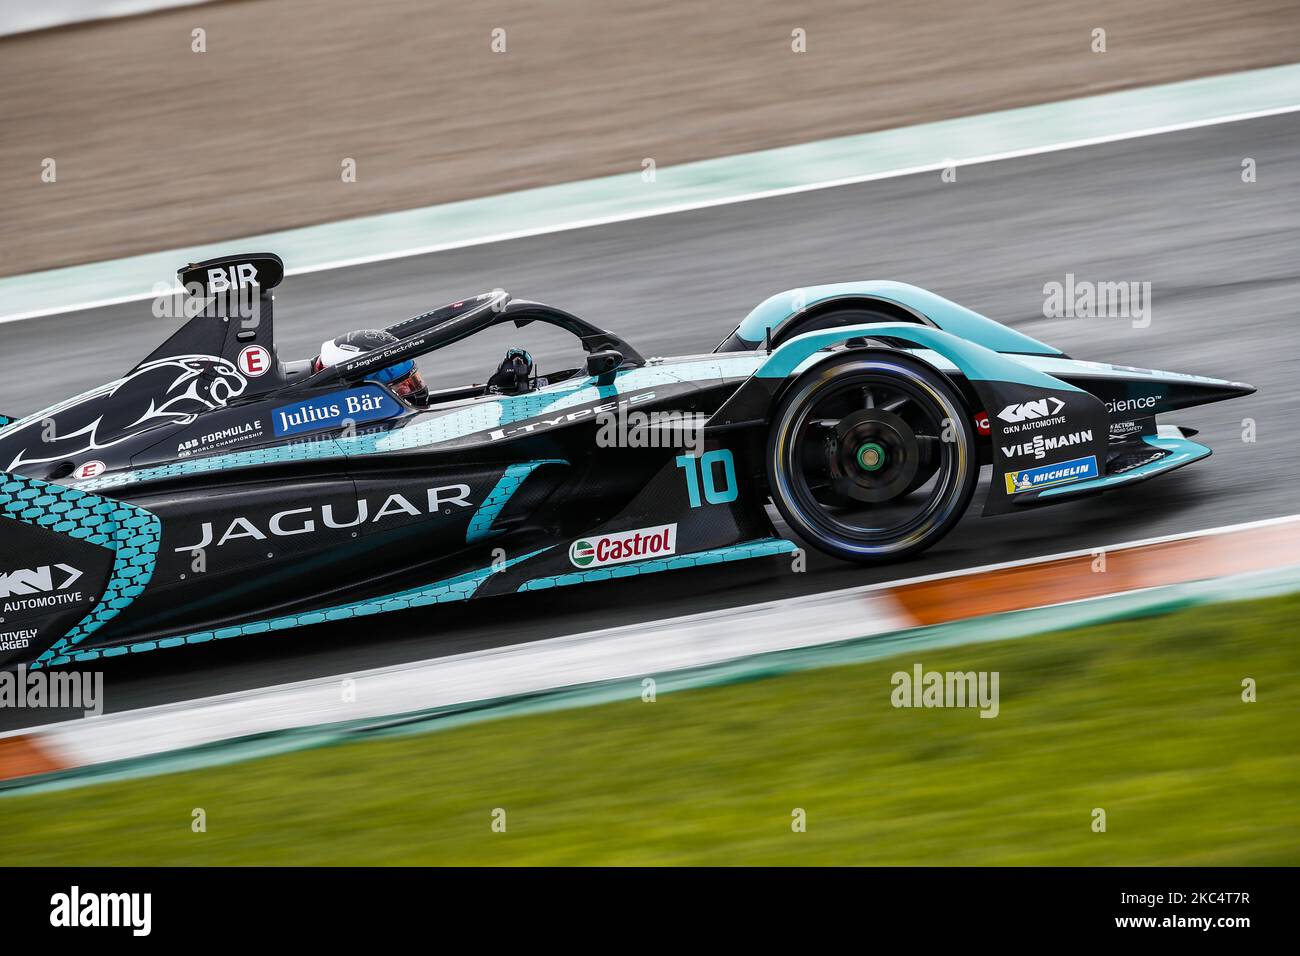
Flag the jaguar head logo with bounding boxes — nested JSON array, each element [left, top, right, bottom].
[[1, 355, 248, 474]]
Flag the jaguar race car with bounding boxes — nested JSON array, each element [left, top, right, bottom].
[[0, 253, 1254, 667]]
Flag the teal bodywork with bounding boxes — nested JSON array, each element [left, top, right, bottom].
[[466, 460, 567, 543], [70, 358, 761, 494], [734, 281, 1061, 356], [518, 538, 795, 591], [45, 539, 798, 665], [1039, 434, 1211, 498], [755, 322, 1080, 392], [55, 547, 556, 665], [741, 316, 1111, 520]]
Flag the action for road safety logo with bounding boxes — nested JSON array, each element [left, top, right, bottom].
[[569, 523, 677, 569], [1004, 455, 1099, 494]]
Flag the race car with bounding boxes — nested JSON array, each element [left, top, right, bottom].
[[0, 253, 1254, 667]]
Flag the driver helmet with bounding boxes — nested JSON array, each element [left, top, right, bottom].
[[313, 329, 428, 403]]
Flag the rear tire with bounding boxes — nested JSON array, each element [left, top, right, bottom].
[[766, 352, 976, 563]]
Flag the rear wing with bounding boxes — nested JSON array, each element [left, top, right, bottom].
[[135, 253, 286, 395]]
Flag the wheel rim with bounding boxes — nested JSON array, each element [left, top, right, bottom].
[[774, 364, 970, 555]]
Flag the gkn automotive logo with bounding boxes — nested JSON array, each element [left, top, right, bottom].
[[0, 564, 83, 599], [0, 564, 86, 614], [569, 524, 677, 569], [997, 396, 1065, 424], [1001, 429, 1093, 461]]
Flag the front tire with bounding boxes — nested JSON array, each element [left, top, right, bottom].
[[766, 352, 977, 563]]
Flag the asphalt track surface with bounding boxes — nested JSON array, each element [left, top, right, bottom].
[[1, 113, 1297, 728]]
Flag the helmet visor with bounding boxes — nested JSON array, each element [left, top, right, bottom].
[[390, 369, 427, 400], [372, 359, 415, 384]]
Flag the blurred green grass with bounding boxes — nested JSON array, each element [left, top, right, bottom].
[[3, 593, 1297, 865]]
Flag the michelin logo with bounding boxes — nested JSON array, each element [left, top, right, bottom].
[[1004, 455, 1099, 494]]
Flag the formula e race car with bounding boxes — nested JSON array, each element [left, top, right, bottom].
[[0, 253, 1254, 667]]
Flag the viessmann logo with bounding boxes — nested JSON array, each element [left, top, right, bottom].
[[1001, 429, 1093, 461], [569, 524, 677, 569]]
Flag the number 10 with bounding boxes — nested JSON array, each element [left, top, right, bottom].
[[675, 449, 738, 507]]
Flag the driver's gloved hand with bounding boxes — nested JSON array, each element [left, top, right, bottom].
[[488, 348, 536, 394]]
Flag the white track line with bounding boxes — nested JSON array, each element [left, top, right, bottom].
[[4, 103, 1297, 325], [16, 592, 915, 767], [281, 105, 1300, 278]]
